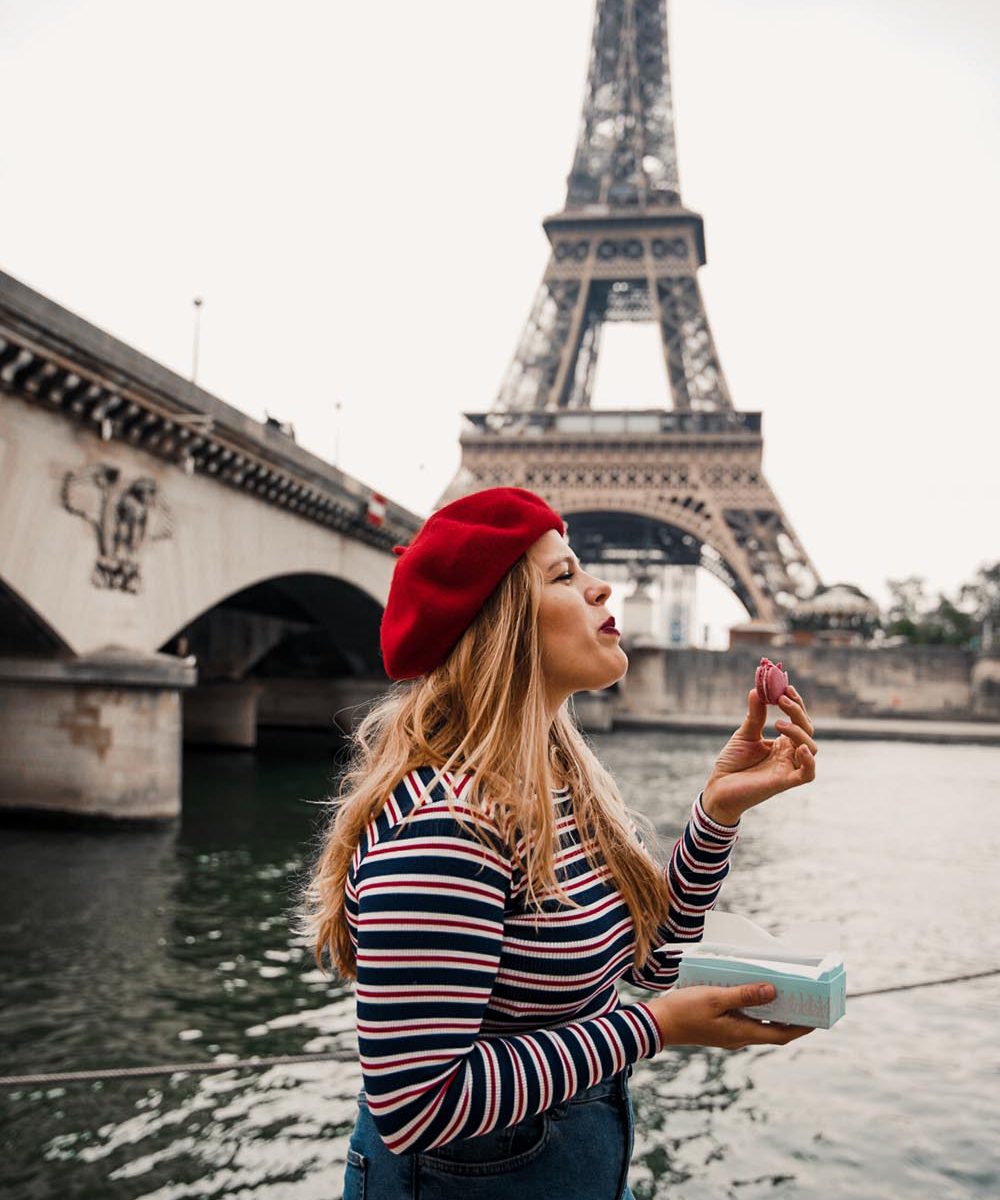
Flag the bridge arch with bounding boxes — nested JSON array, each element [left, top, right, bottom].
[[159, 570, 386, 680], [0, 574, 73, 657]]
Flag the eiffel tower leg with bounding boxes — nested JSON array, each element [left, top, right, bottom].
[[721, 492, 822, 611], [692, 458, 822, 623], [697, 513, 775, 621], [654, 275, 734, 413], [495, 278, 585, 413]]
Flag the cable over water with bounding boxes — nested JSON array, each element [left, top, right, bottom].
[[0, 967, 996, 1090]]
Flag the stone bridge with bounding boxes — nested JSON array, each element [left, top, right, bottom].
[[0, 270, 422, 819]]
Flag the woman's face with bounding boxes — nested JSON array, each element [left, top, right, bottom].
[[527, 529, 628, 712]]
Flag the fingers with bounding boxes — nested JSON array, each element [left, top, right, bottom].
[[739, 687, 767, 738], [794, 744, 817, 781], [720, 982, 777, 1012], [718, 985, 816, 1047], [774, 717, 818, 757], [725, 1013, 815, 1046], [775, 683, 819, 781], [776, 692, 814, 737], [669, 984, 817, 1051], [782, 685, 814, 729]]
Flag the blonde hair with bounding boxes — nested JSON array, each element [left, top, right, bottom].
[[301, 553, 672, 982]]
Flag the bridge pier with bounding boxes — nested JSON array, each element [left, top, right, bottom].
[[257, 677, 389, 733], [570, 690, 614, 732], [622, 574, 660, 641], [0, 651, 195, 821], [183, 680, 263, 749], [180, 676, 390, 747]]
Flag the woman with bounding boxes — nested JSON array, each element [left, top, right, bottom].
[[303, 486, 818, 1200]]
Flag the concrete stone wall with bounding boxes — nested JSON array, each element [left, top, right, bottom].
[[0, 652, 194, 820], [618, 643, 980, 722], [0, 679, 182, 819]]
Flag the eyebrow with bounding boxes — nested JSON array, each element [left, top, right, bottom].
[[546, 554, 580, 572]]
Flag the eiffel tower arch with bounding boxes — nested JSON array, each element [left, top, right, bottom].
[[437, 0, 822, 627]]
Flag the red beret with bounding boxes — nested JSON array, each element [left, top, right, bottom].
[[380, 486, 566, 680]]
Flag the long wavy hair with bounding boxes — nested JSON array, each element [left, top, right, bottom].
[[301, 552, 673, 982]]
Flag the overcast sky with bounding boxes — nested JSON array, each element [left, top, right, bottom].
[[2, 0, 997, 640]]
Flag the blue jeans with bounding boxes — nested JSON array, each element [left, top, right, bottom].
[[342, 1062, 636, 1199]]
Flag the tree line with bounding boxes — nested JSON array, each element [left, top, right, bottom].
[[884, 562, 999, 648]]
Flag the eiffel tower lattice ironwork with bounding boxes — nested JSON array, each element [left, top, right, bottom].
[[437, 0, 822, 624]]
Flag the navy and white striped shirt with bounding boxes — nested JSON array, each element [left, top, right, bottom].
[[346, 766, 739, 1154]]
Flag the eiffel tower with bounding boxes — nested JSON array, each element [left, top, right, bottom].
[[437, 0, 822, 626]]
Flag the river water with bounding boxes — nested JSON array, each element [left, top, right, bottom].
[[1, 728, 998, 1199]]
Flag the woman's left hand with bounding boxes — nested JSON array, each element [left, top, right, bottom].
[[701, 683, 817, 825]]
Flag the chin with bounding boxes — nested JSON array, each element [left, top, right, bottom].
[[589, 651, 629, 692]]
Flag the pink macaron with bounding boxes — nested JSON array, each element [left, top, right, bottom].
[[755, 656, 790, 705]]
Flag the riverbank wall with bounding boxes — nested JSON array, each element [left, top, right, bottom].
[[617, 643, 1000, 723]]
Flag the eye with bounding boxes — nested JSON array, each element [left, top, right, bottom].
[[556, 570, 575, 582]]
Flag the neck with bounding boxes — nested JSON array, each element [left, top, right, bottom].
[[544, 688, 570, 732], [543, 706, 571, 793]]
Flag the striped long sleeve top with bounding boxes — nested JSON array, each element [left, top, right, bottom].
[[345, 765, 740, 1155]]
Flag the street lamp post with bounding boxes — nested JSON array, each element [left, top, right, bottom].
[[191, 296, 203, 383]]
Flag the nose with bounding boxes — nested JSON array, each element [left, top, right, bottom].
[[586, 574, 612, 605]]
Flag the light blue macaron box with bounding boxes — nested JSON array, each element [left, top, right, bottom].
[[675, 954, 846, 1029], [662, 911, 847, 1030]]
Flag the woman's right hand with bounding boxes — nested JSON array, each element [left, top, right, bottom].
[[646, 984, 814, 1050]]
